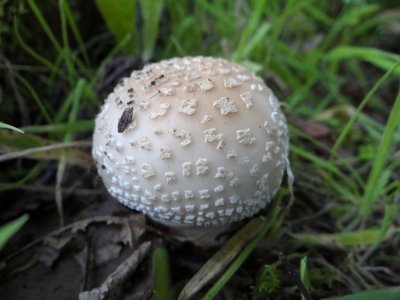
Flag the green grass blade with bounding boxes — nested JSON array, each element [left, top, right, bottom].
[[152, 247, 173, 300], [361, 203, 399, 261], [360, 89, 400, 215], [139, 0, 164, 62], [59, 0, 77, 82], [331, 61, 400, 156], [13, 18, 65, 79], [327, 46, 400, 75], [0, 122, 24, 134], [90, 34, 133, 88], [26, 0, 62, 52], [0, 214, 29, 251], [292, 227, 398, 248], [200, 217, 277, 300], [291, 145, 360, 197], [21, 120, 94, 134], [55, 79, 86, 124], [232, 0, 268, 61], [62, 0, 91, 66], [179, 218, 267, 300], [13, 73, 53, 124], [323, 287, 400, 300], [300, 256, 311, 299], [234, 22, 271, 61], [64, 79, 86, 142], [195, 0, 231, 28], [0, 163, 44, 192], [95, 0, 136, 54], [199, 200, 282, 300]]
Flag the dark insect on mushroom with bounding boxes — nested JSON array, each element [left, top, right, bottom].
[[117, 107, 134, 133]]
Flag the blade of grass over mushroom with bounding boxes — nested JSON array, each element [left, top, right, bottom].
[[139, 0, 164, 62], [360, 89, 400, 215], [152, 246, 173, 300], [323, 286, 400, 300], [178, 217, 267, 300], [330, 60, 400, 157], [0, 214, 29, 251], [0, 122, 24, 134], [95, 0, 137, 54]]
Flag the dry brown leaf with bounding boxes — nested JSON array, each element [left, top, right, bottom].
[[0, 131, 92, 167], [38, 236, 74, 268], [79, 241, 152, 300], [294, 119, 331, 138]]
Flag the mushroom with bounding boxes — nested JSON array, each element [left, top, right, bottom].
[[92, 56, 289, 245]]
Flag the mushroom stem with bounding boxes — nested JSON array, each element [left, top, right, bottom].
[[151, 218, 237, 247]]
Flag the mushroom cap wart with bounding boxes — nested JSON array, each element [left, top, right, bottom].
[[92, 56, 289, 227]]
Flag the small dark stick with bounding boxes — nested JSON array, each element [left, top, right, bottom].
[[117, 107, 134, 133], [150, 74, 165, 86], [279, 252, 313, 300]]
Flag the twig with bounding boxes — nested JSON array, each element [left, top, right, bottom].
[[0, 63, 48, 72], [55, 152, 67, 227], [2, 216, 130, 264], [0, 53, 30, 125], [315, 256, 360, 292], [79, 241, 152, 300], [81, 233, 92, 292], [354, 261, 384, 288], [7, 184, 102, 196], [0, 140, 91, 162]]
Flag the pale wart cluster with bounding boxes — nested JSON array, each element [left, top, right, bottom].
[[92, 56, 289, 227]]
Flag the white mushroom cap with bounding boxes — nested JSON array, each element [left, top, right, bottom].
[[92, 56, 289, 228]]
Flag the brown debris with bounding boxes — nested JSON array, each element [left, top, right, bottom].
[[79, 241, 152, 300]]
